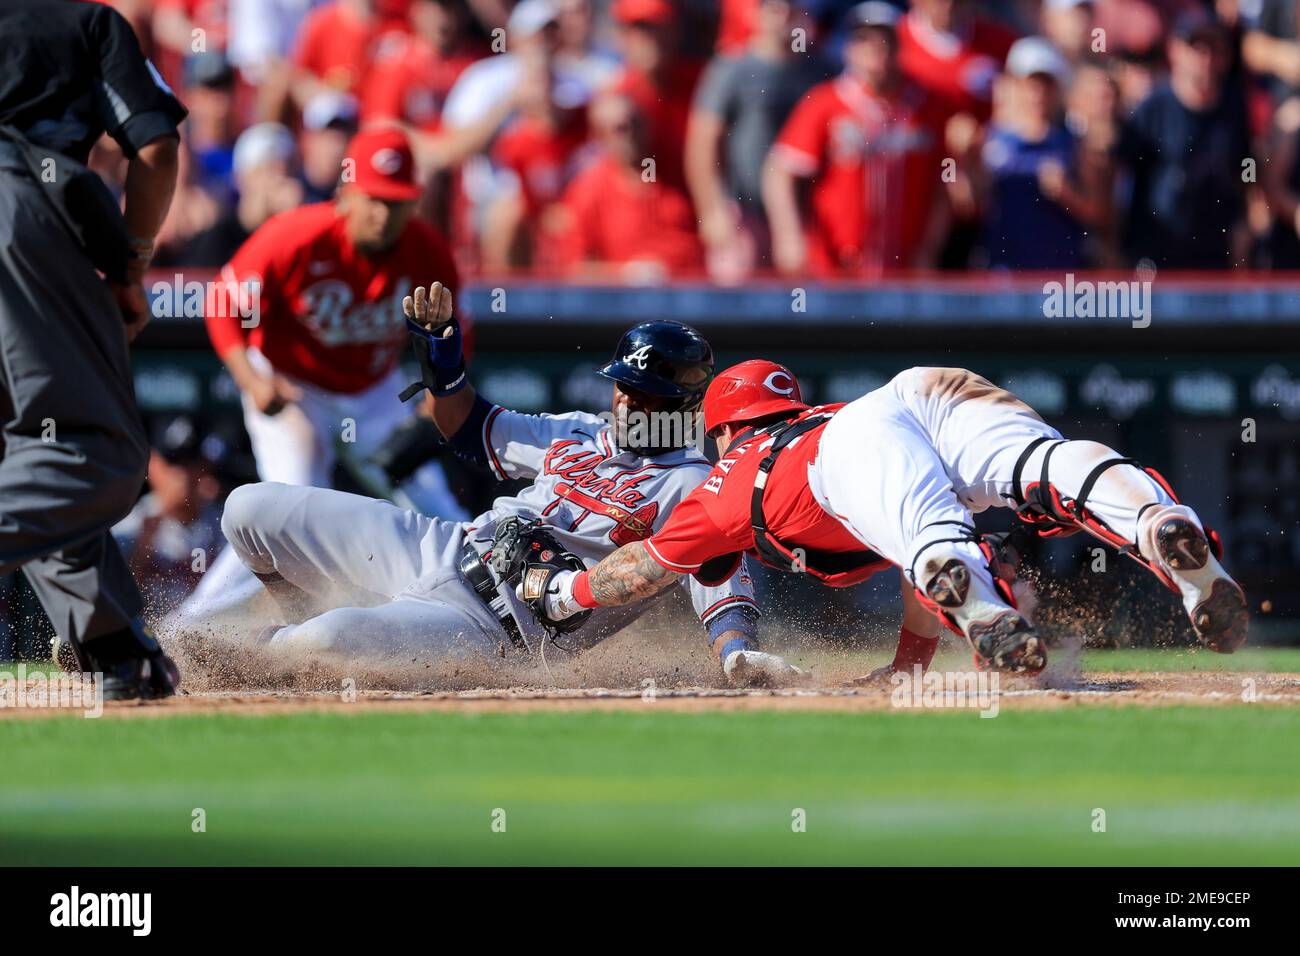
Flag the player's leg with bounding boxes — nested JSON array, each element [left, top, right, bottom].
[[218, 482, 461, 619], [902, 367, 1247, 652], [261, 592, 504, 660], [811, 390, 1045, 672], [240, 351, 334, 488]]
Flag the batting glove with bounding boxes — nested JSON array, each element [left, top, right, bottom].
[[722, 649, 805, 687]]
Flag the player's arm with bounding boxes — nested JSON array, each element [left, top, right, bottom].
[[762, 92, 824, 275]]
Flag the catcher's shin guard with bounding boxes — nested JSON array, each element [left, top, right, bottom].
[[1010, 437, 1225, 593], [908, 524, 1046, 674]]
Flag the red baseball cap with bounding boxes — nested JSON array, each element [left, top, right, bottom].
[[346, 127, 422, 202], [703, 359, 808, 436], [612, 0, 675, 25]]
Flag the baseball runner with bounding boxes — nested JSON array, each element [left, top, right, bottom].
[[532, 362, 1249, 674], [178, 127, 469, 625], [205, 287, 787, 682]]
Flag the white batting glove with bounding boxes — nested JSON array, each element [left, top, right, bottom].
[[516, 568, 584, 621], [723, 649, 805, 687]]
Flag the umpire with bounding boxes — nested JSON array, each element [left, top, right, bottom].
[[0, 1, 186, 698]]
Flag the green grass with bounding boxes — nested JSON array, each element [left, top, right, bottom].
[[1, 706, 1297, 865]]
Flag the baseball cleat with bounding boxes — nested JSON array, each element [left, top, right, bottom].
[[1152, 515, 1248, 653], [922, 555, 1046, 674]]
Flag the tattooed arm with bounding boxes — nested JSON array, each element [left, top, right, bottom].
[[587, 541, 682, 606]]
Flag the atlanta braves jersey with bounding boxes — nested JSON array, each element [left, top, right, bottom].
[[451, 400, 758, 644]]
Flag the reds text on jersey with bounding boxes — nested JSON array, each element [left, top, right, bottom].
[[205, 203, 460, 394]]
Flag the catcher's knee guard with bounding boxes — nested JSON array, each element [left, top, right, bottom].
[[1009, 437, 1223, 594]]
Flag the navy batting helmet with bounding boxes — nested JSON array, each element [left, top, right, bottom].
[[596, 320, 714, 411]]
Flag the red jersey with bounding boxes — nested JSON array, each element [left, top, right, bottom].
[[645, 406, 889, 588], [555, 153, 703, 275], [205, 203, 460, 395], [292, 1, 407, 93], [492, 113, 590, 215], [613, 61, 703, 188], [360, 31, 482, 131], [771, 74, 947, 276], [896, 11, 1017, 121]]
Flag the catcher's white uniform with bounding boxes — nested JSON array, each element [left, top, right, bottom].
[[216, 402, 757, 658]]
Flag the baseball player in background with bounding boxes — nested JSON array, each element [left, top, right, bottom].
[[206, 286, 792, 684], [535, 363, 1249, 674], [177, 127, 468, 627]]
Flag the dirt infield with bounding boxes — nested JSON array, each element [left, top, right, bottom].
[[3, 669, 1297, 719]]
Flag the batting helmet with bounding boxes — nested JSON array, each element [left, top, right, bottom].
[[597, 320, 714, 411], [703, 359, 809, 436]]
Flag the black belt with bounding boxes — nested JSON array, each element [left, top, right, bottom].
[[458, 543, 526, 649]]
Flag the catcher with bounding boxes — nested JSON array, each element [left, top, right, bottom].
[[525, 362, 1249, 674], [210, 284, 798, 683]]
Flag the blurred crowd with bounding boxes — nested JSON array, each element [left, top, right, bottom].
[[88, 0, 1300, 281]]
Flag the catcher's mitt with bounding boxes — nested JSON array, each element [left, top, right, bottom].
[[487, 517, 592, 634]]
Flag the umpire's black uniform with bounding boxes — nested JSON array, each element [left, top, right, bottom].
[[0, 1, 186, 697]]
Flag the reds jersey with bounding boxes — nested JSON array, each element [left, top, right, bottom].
[[206, 203, 460, 394], [771, 74, 946, 276], [459, 406, 757, 645], [644, 405, 890, 588]]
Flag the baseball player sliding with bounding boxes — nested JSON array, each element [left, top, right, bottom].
[[529, 362, 1249, 674], [210, 283, 794, 683]]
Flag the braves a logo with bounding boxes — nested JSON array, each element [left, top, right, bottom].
[[624, 344, 654, 370]]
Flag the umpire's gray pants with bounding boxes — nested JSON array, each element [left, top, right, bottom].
[[0, 167, 148, 645]]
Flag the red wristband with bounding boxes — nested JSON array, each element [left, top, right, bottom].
[[892, 626, 940, 672], [572, 570, 600, 609]]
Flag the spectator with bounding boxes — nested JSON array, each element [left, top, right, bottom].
[[290, 0, 406, 106], [685, 0, 832, 281], [484, 55, 591, 270], [1117, 9, 1250, 269], [896, 0, 1018, 121], [229, 0, 332, 122], [763, 2, 950, 277], [556, 0, 621, 91], [553, 91, 703, 280], [153, 142, 224, 267], [113, 416, 227, 615], [441, 0, 593, 132], [183, 51, 241, 203], [1239, 0, 1300, 104], [1260, 96, 1300, 267], [610, 0, 703, 188], [362, 0, 484, 131], [974, 37, 1111, 269], [300, 90, 360, 201], [182, 122, 305, 266], [1040, 0, 1097, 65]]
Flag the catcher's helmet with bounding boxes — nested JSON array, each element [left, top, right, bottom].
[[703, 359, 809, 436], [597, 320, 714, 411]]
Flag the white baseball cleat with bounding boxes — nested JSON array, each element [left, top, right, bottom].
[[1143, 509, 1248, 653], [920, 553, 1046, 674]]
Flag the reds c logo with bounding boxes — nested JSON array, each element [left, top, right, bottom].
[[624, 344, 654, 370], [764, 371, 795, 395]]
